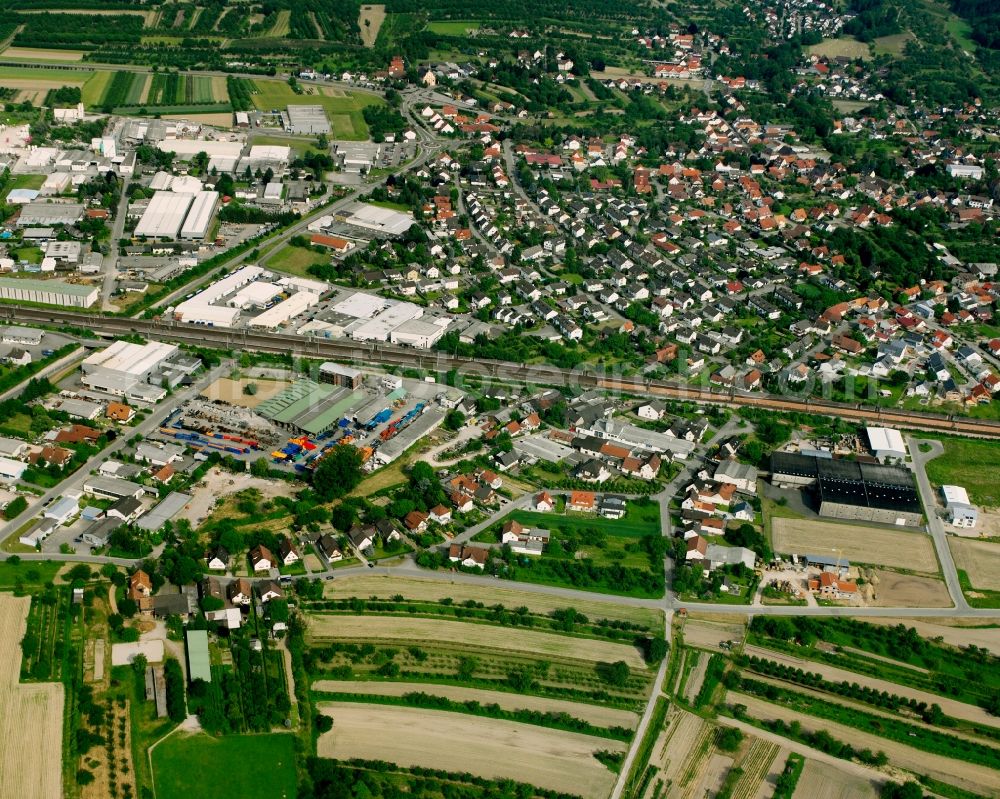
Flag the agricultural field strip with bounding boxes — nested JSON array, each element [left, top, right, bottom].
[[729, 691, 1000, 795], [743, 644, 1000, 728], [312, 679, 639, 728], [322, 574, 664, 627], [745, 671, 1000, 751], [654, 708, 710, 788], [731, 738, 779, 799], [307, 614, 647, 668], [793, 759, 878, 799], [770, 518, 939, 572], [317, 702, 623, 799], [0, 593, 64, 799], [864, 617, 1000, 655], [948, 538, 1000, 591]]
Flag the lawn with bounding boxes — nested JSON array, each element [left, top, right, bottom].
[[924, 437, 1000, 507], [151, 732, 297, 799], [427, 19, 482, 35], [0, 560, 62, 590], [505, 503, 662, 539], [251, 79, 383, 141], [267, 244, 329, 277], [2, 173, 44, 199]]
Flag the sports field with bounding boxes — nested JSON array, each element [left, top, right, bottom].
[[317, 702, 624, 799], [151, 732, 296, 799], [0, 594, 64, 799], [307, 613, 647, 667], [771, 518, 938, 572]]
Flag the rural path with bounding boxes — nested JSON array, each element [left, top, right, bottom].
[[907, 436, 969, 610], [609, 610, 672, 799]]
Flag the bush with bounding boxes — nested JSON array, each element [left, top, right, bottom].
[[2, 495, 27, 520], [716, 726, 744, 752]]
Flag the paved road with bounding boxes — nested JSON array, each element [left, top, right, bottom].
[[104, 176, 132, 310], [908, 436, 969, 611]]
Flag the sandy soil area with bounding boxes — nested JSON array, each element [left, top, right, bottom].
[[200, 376, 291, 409], [162, 112, 234, 128], [731, 691, 1000, 795], [949, 538, 1000, 591], [792, 759, 878, 799], [868, 570, 952, 607], [323, 573, 664, 628], [358, 4, 386, 47], [180, 467, 297, 527], [0, 594, 64, 799], [772, 519, 938, 572], [743, 644, 1000, 728], [307, 614, 647, 667], [317, 702, 623, 799], [312, 680, 638, 728]]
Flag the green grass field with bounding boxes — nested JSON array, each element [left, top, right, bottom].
[[251, 79, 382, 140], [505, 502, 661, 539], [151, 732, 297, 799], [2, 173, 44, 199], [924, 437, 1000, 507], [0, 560, 61, 590], [267, 244, 329, 277], [427, 19, 482, 35], [81, 70, 113, 107]]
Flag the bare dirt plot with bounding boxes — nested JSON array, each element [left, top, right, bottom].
[[771, 519, 938, 572], [200, 376, 291, 408], [690, 753, 734, 799], [180, 467, 297, 527], [647, 707, 713, 797], [312, 680, 638, 728], [162, 112, 234, 128], [308, 614, 647, 667], [868, 570, 952, 607], [323, 573, 664, 628], [0, 594, 64, 799], [1, 47, 84, 61], [358, 4, 386, 47], [731, 691, 1000, 796], [1, 77, 86, 92], [949, 538, 1000, 591], [317, 702, 623, 799], [792, 759, 878, 799], [807, 37, 871, 60], [743, 644, 1000, 728], [682, 653, 709, 705], [682, 618, 745, 650]]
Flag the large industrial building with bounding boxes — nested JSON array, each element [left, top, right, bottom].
[[134, 192, 195, 239], [770, 452, 923, 527], [0, 277, 98, 308], [179, 191, 220, 240], [257, 379, 365, 436], [247, 291, 318, 330], [302, 290, 449, 349], [284, 105, 331, 135], [81, 340, 197, 402], [173, 265, 265, 326], [319, 362, 363, 389]]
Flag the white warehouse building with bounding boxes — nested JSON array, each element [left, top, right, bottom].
[[81, 340, 179, 398], [135, 192, 195, 239], [179, 191, 220, 240], [941, 484, 978, 528], [173, 265, 265, 326], [248, 291, 317, 330]]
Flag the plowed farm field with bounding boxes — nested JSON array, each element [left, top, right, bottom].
[[307, 614, 647, 667], [317, 702, 623, 799], [0, 593, 64, 799], [771, 519, 938, 572]]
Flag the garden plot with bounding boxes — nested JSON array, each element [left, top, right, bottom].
[[312, 679, 639, 728], [317, 702, 623, 799], [323, 573, 664, 628], [648, 707, 714, 797], [949, 538, 1000, 591], [0, 593, 64, 799], [307, 614, 647, 668], [730, 692, 1000, 796], [771, 519, 938, 572], [742, 644, 1000, 728]]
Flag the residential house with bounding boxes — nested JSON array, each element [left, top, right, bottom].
[[249, 545, 274, 572]]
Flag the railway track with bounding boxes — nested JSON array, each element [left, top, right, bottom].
[[5, 304, 1000, 439]]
